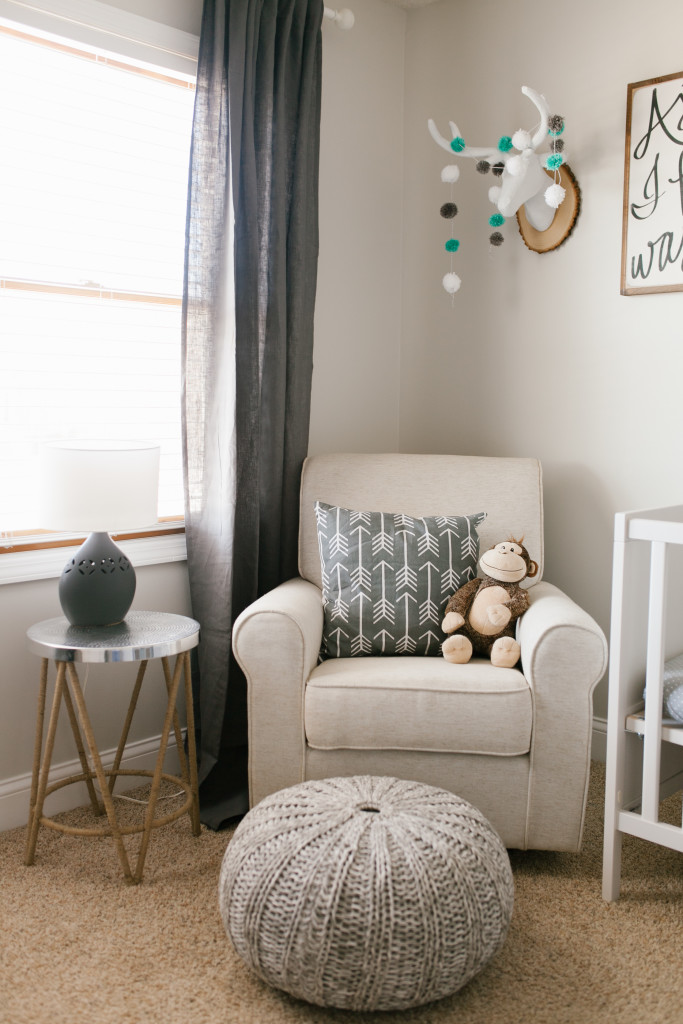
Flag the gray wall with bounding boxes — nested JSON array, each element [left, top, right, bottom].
[[400, 0, 683, 720]]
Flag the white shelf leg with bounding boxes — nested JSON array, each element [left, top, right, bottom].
[[641, 540, 667, 823], [602, 524, 628, 901]]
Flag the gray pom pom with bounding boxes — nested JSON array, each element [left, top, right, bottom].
[[553, 138, 565, 152], [476, 160, 491, 174], [440, 202, 458, 219], [492, 162, 505, 177], [548, 114, 564, 134], [489, 231, 504, 246]]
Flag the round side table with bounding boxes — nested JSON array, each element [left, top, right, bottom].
[[25, 610, 201, 884]]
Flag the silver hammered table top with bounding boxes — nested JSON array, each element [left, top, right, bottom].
[[26, 610, 200, 663]]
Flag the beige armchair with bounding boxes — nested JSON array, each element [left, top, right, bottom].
[[232, 453, 607, 851]]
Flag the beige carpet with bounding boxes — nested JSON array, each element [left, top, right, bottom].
[[1, 763, 682, 1024]]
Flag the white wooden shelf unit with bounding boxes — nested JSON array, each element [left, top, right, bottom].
[[603, 505, 683, 901]]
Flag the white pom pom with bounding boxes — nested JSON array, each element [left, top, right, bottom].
[[512, 129, 532, 151], [506, 155, 524, 177], [544, 183, 566, 208], [441, 165, 460, 184], [443, 272, 461, 294], [488, 185, 502, 204]]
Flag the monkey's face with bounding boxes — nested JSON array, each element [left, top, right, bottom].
[[479, 541, 529, 583]]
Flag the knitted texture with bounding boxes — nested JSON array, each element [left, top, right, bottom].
[[219, 776, 514, 1011]]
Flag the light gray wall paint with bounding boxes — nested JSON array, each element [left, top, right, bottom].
[[310, 0, 406, 455], [401, 0, 683, 718]]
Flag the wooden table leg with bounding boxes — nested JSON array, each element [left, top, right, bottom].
[[61, 679, 102, 816], [25, 662, 65, 865], [182, 652, 201, 836], [65, 663, 134, 883], [133, 653, 185, 883], [161, 656, 190, 786], [109, 660, 148, 796]]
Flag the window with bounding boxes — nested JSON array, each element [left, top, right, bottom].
[[0, 5, 196, 546]]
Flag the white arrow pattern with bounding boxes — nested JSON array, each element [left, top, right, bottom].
[[351, 591, 373, 655], [315, 502, 486, 658], [373, 560, 396, 625], [419, 560, 441, 625], [349, 524, 372, 593], [372, 513, 394, 557]]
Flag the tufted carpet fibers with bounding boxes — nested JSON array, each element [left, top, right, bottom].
[[0, 761, 682, 1024]]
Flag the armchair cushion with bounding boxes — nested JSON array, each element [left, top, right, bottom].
[[315, 501, 486, 658], [305, 657, 532, 756]]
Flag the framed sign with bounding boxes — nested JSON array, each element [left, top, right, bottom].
[[621, 71, 683, 295]]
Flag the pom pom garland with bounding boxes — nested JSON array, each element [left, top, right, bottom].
[[511, 129, 532, 151], [439, 156, 460, 297], [544, 182, 566, 208], [442, 272, 461, 294], [441, 164, 460, 183], [432, 98, 570, 296]]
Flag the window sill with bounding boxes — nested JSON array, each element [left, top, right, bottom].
[[0, 531, 187, 585]]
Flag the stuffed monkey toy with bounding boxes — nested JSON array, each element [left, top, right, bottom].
[[441, 538, 538, 668]]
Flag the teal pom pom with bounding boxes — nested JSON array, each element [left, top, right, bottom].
[[545, 153, 564, 170], [498, 136, 513, 152], [445, 238, 460, 253], [488, 213, 505, 227], [450, 136, 466, 153]]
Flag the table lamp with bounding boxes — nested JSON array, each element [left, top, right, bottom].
[[40, 441, 161, 627]]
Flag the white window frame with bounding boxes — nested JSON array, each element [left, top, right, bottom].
[[0, 0, 197, 583]]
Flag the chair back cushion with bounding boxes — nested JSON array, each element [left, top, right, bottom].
[[299, 453, 543, 589]]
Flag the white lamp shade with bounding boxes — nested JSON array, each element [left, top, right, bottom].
[[40, 441, 161, 533]]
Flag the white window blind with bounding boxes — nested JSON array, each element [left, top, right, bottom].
[[0, 17, 196, 537]]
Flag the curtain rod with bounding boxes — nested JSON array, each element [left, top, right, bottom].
[[323, 6, 354, 29]]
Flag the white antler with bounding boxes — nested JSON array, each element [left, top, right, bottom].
[[429, 87, 552, 160], [521, 86, 551, 150], [427, 118, 504, 162]]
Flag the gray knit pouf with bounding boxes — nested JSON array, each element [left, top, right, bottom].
[[218, 776, 514, 1011]]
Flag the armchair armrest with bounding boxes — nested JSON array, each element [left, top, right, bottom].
[[232, 577, 324, 807], [517, 581, 608, 850]]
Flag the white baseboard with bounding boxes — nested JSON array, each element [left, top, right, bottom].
[[592, 715, 607, 762], [0, 733, 182, 832]]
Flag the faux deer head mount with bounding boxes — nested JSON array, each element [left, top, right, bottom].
[[428, 86, 580, 266]]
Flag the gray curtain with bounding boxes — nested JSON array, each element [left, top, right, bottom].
[[181, 0, 323, 829]]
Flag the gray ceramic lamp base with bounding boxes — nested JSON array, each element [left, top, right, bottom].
[[58, 532, 136, 626]]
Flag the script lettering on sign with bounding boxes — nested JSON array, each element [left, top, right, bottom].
[[621, 71, 683, 295]]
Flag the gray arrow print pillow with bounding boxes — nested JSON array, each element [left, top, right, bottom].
[[315, 501, 487, 658]]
